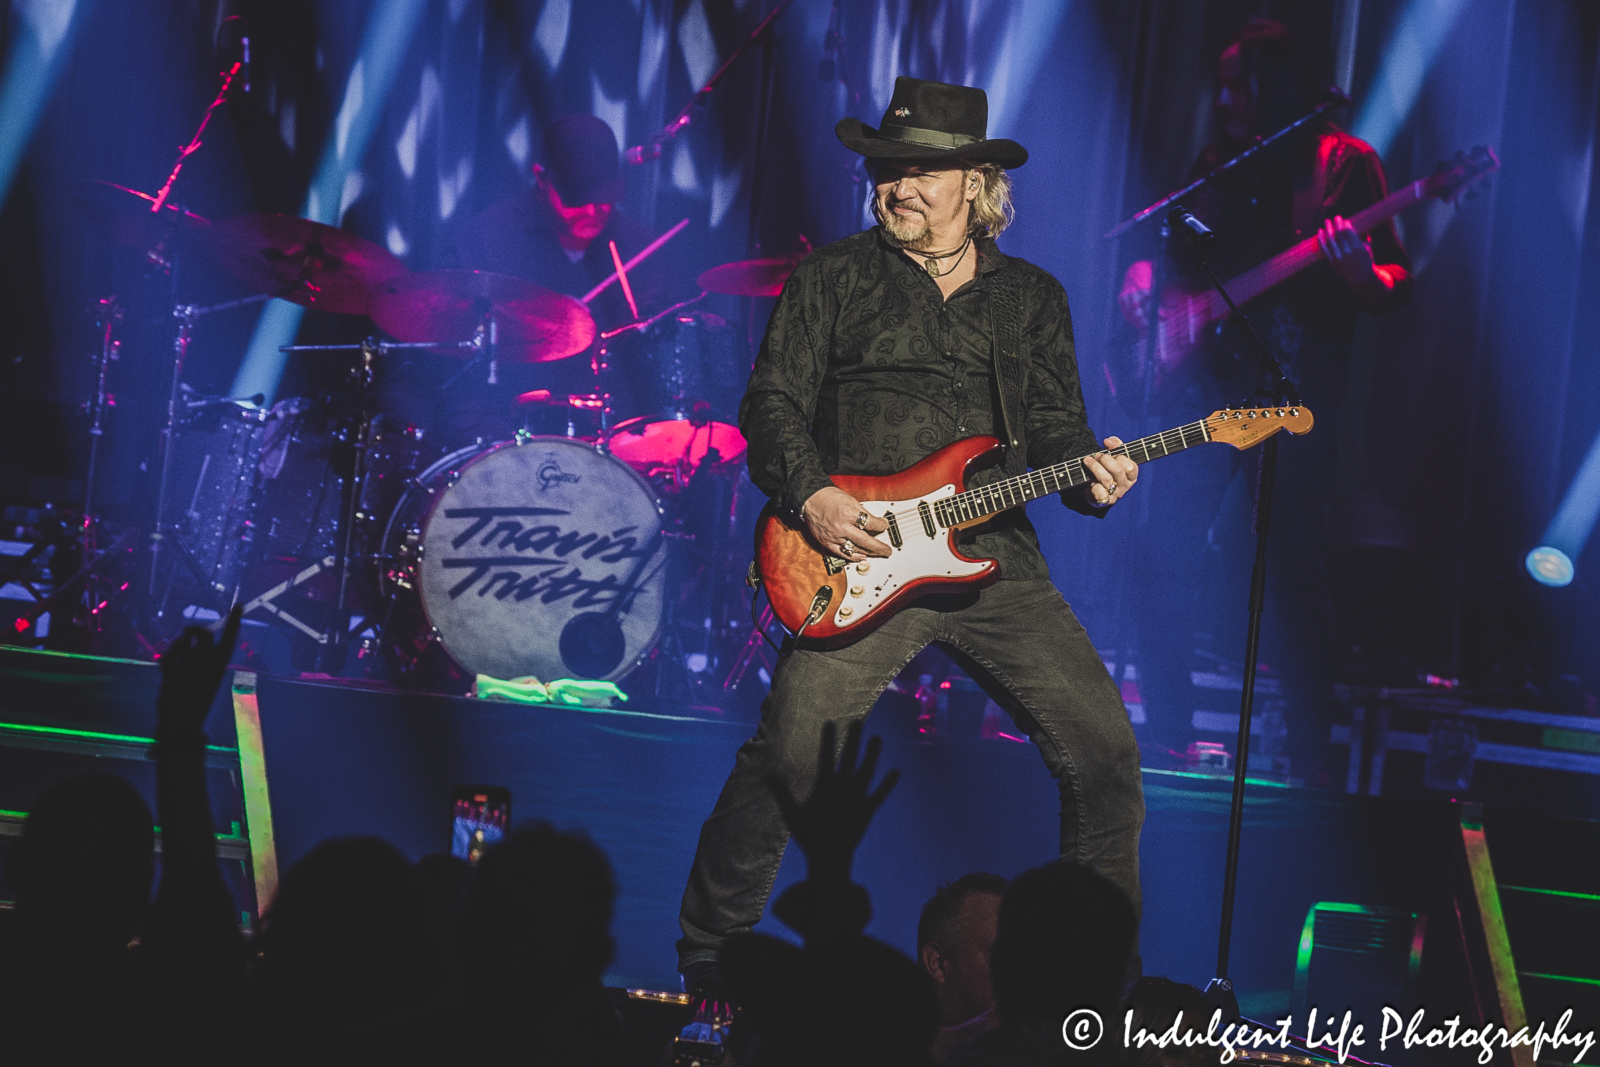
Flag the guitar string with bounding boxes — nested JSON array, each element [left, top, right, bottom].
[[868, 163, 1476, 534], [872, 418, 1212, 528], [868, 412, 1303, 530]]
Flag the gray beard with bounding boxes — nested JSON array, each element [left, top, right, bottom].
[[876, 200, 932, 247]]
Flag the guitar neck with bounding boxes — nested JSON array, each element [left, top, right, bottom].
[[933, 420, 1212, 527], [1188, 177, 1429, 327]]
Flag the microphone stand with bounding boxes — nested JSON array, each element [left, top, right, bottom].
[[1104, 92, 1347, 240], [1108, 99, 1337, 1019], [623, 0, 799, 165], [1183, 222, 1301, 1016]]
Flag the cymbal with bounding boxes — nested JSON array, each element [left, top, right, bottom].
[[369, 270, 596, 363], [70, 180, 210, 253], [696, 254, 805, 298], [202, 214, 407, 314]]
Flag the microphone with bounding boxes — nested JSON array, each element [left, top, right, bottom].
[[1168, 208, 1218, 252], [623, 142, 661, 165]]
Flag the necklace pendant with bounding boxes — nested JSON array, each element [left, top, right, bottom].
[[924, 258, 941, 277]]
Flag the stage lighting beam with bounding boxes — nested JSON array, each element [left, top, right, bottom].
[[1525, 423, 1600, 587], [1352, 0, 1469, 157], [0, 0, 88, 206], [231, 0, 426, 404]]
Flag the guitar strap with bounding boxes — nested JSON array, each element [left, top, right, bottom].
[[988, 263, 1029, 478], [1291, 130, 1340, 238]]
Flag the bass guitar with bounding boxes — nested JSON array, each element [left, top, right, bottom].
[[756, 406, 1314, 646], [1129, 145, 1498, 395]]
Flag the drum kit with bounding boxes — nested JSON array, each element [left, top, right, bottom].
[[54, 174, 804, 696]]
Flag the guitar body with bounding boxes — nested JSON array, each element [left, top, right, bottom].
[[755, 436, 1004, 647], [1141, 282, 1216, 394], [755, 404, 1317, 647]]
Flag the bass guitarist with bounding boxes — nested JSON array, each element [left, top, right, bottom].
[[1115, 20, 1412, 784], [675, 76, 1145, 997]]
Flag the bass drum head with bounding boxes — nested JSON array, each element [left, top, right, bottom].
[[415, 437, 667, 683]]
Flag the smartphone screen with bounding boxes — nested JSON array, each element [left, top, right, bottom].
[[451, 785, 511, 865]]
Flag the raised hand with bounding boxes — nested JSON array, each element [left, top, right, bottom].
[[766, 720, 900, 884], [156, 604, 241, 738]]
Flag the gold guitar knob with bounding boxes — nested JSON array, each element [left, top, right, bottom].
[[849, 585, 864, 597], [855, 561, 871, 574], [838, 606, 854, 618]]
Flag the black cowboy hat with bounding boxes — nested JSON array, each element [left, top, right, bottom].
[[541, 114, 625, 205], [836, 76, 1028, 169]]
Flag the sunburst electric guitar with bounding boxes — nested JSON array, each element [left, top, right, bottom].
[[756, 405, 1314, 646]]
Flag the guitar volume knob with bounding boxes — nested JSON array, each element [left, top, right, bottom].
[[855, 562, 870, 574], [838, 606, 854, 618], [850, 585, 864, 597]]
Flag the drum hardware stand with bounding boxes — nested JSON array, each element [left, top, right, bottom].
[[73, 296, 123, 632], [239, 555, 338, 646], [17, 525, 142, 639], [142, 50, 247, 614], [269, 337, 471, 670], [147, 299, 269, 624], [20, 297, 141, 641], [723, 601, 779, 694], [321, 338, 380, 669]]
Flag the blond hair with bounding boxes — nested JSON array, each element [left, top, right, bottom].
[[865, 161, 1016, 239], [964, 163, 1014, 238]]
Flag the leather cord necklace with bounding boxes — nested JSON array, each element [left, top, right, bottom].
[[916, 236, 972, 278]]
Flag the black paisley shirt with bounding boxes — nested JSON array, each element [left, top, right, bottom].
[[739, 227, 1107, 581]]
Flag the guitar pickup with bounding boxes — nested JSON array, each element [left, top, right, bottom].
[[884, 511, 903, 549], [917, 500, 937, 538]]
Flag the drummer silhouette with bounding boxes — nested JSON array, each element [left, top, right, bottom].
[[373, 115, 687, 450]]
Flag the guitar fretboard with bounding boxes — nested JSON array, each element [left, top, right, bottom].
[[932, 419, 1212, 527], [1179, 178, 1430, 335]]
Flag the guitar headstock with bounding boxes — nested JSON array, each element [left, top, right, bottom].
[[1425, 145, 1500, 204], [1205, 405, 1315, 449]]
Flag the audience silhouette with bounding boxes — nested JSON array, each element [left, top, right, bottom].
[[2, 615, 1163, 1066]]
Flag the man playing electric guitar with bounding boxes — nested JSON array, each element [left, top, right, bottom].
[[1115, 20, 1412, 784], [676, 77, 1146, 996]]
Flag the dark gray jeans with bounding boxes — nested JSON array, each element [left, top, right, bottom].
[[677, 578, 1145, 970]]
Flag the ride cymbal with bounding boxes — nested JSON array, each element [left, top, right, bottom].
[[696, 254, 805, 298], [203, 214, 407, 314], [369, 269, 596, 363]]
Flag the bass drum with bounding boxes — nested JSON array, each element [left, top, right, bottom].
[[379, 436, 667, 683]]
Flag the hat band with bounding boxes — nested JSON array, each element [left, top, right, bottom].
[[876, 122, 981, 149]]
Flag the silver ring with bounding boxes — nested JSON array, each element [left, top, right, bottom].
[[841, 539, 857, 556], [854, 510, 871, 530]]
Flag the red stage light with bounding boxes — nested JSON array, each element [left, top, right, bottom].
[[14, 618, 29, 633]]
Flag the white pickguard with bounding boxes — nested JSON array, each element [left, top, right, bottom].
[[835, 484, 992, 628]]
